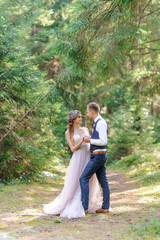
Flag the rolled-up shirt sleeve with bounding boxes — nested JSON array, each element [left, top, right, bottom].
[[90, 121, 108, 146]]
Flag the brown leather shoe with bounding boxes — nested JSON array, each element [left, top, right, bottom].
[[84, 210, 88, 214], [96, 208, 109, 213]]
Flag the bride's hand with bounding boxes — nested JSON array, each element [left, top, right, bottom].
[[83, 136, 91, 143], [81, 137, 84, 143]]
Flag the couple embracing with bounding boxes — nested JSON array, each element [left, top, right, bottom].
[[43, 102, 110, 218]]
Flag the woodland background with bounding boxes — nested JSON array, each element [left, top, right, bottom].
[[0, 0, 159, 186]]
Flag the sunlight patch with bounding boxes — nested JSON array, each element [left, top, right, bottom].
[[137, 185, 160, 195], [19, 208, 43, 216], [0, 232, 14, 240]]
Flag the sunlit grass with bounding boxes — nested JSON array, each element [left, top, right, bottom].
[[109, 143, 160, 188], [0, 176, 65, 213], [0, 167, 159, 240], [131, 217, 160, 240]]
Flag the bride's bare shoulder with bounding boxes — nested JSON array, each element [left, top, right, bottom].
[[65, 130, 69, 135]]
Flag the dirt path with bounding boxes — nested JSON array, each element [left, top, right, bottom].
[[0, 169, 159, 240]]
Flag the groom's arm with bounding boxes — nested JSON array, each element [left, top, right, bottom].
[[90, 121, 107, 146], [83, 121, 107, 145]]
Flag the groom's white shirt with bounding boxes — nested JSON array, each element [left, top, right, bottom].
[[90, 114, 107, 152]]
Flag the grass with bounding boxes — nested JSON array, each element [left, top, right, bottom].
[[0, 177, 64, 214], [108, 145, 160, 240], [0, 159, 160, 240], [109, 143, 160, 187], [131, 217, 160, 240]]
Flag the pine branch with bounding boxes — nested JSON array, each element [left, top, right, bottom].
[[76, 1, 119, 57], [0, 84, 56, 143], [131, 39, 160, 49], [140, 7, 160, 20], [139, 47, 160, 51], [141, 0, 152, 15], [77, 0, 119, 38], [135, 51, 159, 56], [143, 39, 160, 44]]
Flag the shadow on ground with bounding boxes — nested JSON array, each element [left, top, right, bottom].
[[0, 169, 159, 240]]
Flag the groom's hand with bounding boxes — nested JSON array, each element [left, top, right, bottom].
[[83, 136, 91, 143]]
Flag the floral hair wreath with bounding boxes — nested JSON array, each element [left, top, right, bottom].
[[68, 110, 79, 125]]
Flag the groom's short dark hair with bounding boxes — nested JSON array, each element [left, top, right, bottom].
[[87, 102, 100, 113]]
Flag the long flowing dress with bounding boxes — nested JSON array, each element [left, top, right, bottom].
[[43, 127, 101, 218]]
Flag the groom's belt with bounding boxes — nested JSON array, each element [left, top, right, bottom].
[[91, 151, 106, 155]]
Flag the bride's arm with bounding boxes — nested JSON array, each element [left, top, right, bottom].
[[65, 131, 83, 152]]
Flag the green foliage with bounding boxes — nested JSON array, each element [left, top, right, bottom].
[[107, 109, 138, 161], [0, 0, 71, 182], [132, 217, 160, 240], [109, 123, 160, 186], [54, 219, 61, 224]]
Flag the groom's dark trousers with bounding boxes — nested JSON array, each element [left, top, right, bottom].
[[80, 153, 110, 210]]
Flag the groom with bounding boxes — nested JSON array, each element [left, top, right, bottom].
[[80, 102, 110, 214]]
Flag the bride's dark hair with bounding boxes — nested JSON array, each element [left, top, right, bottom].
[[67, 110, 81, 137]]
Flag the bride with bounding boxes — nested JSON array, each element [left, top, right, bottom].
[[43, 110, 101, 218]]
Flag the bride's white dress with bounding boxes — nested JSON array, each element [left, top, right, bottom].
[[43, 127, 101, 218]]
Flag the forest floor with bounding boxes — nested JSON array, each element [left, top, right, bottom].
[[0, 167, 160, 240]]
